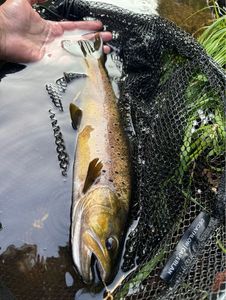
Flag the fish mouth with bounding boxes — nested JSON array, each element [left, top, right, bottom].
[[72, 230, 111, 284]]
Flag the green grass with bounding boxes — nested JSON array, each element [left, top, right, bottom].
[[216, 239, 226, 254], [114, 249, 165, 300], [198, 15, 226, 67], [177, 14, 225, 185]]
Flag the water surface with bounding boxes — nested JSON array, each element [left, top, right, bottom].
[[0, 30, 100, 300], [158, 0, 212, 36]]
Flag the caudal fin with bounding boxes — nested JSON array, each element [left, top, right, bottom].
[[62, 34, 103, 60]]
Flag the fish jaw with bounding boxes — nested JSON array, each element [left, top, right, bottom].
[[71, 203, 94, 283], [82, 229, 112, 284], [73, 242, 93, 284], [71, 226, 112, 284]]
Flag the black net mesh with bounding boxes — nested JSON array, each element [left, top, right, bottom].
[[4, 1, 226, 299]]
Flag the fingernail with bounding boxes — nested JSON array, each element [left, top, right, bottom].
[[95, 20, 103, 26]]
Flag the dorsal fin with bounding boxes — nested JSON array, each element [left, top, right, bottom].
[[83, 158, 103, 194], [63, 72, 87, 83], [69, 103, 82, 130]]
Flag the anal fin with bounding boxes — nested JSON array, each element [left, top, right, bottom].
[[83, 158, 103, 194]]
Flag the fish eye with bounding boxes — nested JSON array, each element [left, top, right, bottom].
[[105, 236, 118, 251]]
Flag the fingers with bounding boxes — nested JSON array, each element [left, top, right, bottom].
[[100, 31, 113, 43], [26, 0, 47, 5], [48, 20, 106, 39], [48, 20, 113, 52], [103, 45, 111, 54], [82, 31, 113, 43], [80, 32, 113, 53], [54, 20, 104, 31], [46, 20, 113, 53], [49, 21, 64, 37]]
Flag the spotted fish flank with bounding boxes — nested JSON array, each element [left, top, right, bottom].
[[62, 35, 131, 284]]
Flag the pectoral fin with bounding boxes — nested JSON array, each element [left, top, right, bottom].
[[69, 103, 82, 130], [83, 158, 103, 194]]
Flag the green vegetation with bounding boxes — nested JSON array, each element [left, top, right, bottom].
[[177, 14, 225, 187], [114, 249, 165, 300], [216, 239, 226, 254], [198, 15, 226, 67]]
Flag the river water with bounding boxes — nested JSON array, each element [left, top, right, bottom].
[[0, 1, 212, 300]]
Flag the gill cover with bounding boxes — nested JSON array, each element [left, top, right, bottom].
[[71, 187, 126, 284]]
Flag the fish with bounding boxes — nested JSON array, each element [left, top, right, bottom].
[[62, 35, 131, 284]]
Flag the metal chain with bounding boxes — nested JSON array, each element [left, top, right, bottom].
[[46, 83, 64, 111], [49, 109, 69, 176]]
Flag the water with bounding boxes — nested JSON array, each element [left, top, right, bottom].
[[0, 1, 212, 299], [0, 30, 98, 299], [0, 31, 89, 256], [158, 0, 212, 35]]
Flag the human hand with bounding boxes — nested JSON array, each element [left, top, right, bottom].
[[0, 0, 112, 62]]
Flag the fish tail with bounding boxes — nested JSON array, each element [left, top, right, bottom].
[[61, 34, 104, 61]]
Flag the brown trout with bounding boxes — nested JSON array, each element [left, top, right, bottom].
[[62, 35, 131, 284]]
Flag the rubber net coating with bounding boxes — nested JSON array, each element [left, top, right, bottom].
[[42, 1, 225, 299]]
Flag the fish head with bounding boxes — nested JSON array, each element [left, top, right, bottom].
[[72, 187, 127, 284]]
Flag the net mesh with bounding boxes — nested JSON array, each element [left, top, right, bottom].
[[7, 1, 226, 299]]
